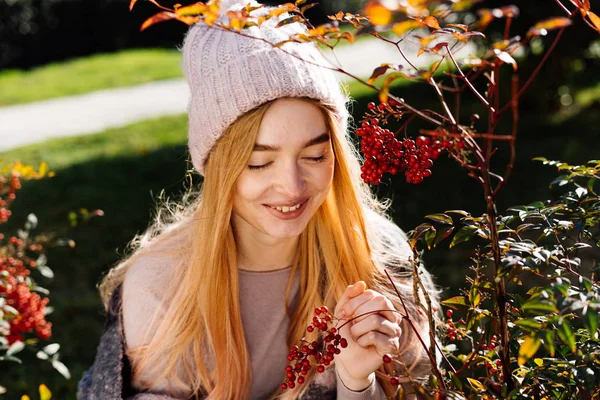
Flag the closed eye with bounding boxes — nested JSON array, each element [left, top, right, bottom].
[[305, 155, 327, 162], [247, 162, 273, 171]]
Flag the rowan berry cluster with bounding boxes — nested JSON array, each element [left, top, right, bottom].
[[357, 102, 466, 185], [445, 309, 467, 342], [282, 306, 347, 390], [1, 254, 53, 345], [0, 174, 20, 223], [0, 171, 53, 346]]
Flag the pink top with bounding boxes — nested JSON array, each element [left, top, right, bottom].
[[122, 255, 387, 399]]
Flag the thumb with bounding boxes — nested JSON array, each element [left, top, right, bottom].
[[335, 281, 367, 318]]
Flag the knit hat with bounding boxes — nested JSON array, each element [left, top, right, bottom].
[[181, 0, 350, 175]]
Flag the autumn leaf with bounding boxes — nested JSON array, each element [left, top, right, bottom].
[[447, 23, 469, 31], [129, 0, 138, 11], [518, 335, 541, 365], [528, 17, 572, 37], [587, 11, 600, 32], [141, 11, 177, 31], [415, 16, 441, 30], [176, 3, 206, 17], [392, 20, 423, 36], [369, 64, 402, 84], [364, 1, 393, 26]]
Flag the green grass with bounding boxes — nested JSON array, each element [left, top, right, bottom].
[[0, 49, 183, 106]]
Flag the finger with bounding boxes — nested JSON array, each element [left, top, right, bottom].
[[352, 294, 399, 324], [334, 281, 366, 319], [350, 314, 401, 340], [340, 290, 376, 322], [355, 330, 401, 356]]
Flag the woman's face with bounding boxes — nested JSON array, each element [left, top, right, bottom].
[[231, 98, 335, 241]]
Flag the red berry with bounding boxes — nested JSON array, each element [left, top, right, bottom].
[[317, 365, 325, 373], [383, 354, 392, 363], [389, 377, 399, 385], [281, 383, 288, 390], [446, 309, 453, 318], [368, 102, 376, 110]]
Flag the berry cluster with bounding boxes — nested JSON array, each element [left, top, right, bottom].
[[1, 257, 52, 345], [282, 306, 347, 390], [0, 173, 20, 223], [381, 353, 407, 386], [485, 353, 503, 379], [357, 102, 466, 185], [445, 309, 466, 342]]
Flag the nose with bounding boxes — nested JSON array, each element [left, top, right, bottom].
[[275, 160, 306, 198]]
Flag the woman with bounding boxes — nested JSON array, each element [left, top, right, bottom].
[[77, 0, 439, 399]]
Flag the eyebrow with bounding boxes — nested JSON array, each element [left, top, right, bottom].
[[253, 132, 330, 152]]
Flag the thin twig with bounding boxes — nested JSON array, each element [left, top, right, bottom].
[[498, 27, 567, 116], [445, 45, 494, 111], [383, 270, 447, 389]]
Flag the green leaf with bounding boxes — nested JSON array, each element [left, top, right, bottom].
[[544, 329, 555, 357], [518, 335, 541, 365], [467, 377, 485, 391], [445, 209, 470, 217], [557, 319, 576, 353], [521, 299, 557, 315], [515, 318, 543, 330], [409, 223, 435, 250], [584, 308, 598, 338], [450, 225, 478, 248], [441, 296, 469, 309], [425, 213, 453, 225], [469, 285, 481, 307]]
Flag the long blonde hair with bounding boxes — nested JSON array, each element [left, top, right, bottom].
[[98, 96, 439, 399]]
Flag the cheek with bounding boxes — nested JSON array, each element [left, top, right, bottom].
[[312, 159, 335, 191], [234, 172, 267, 204]]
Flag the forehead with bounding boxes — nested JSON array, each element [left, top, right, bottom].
[[256, 98, 328, 145]]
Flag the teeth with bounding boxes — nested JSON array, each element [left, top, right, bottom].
[[270, 203, 302, 213]]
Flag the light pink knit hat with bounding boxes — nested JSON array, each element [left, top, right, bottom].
[[181, 0, 350, 175]]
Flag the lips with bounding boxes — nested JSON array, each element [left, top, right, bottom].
[[263, 198, 309, 220]]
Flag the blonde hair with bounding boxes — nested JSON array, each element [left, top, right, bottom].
[[98, 96, 439, 399]]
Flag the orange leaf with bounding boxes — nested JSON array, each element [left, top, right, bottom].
[[588, 11, 600, 32], [528, 17, 572, 37], [447, 23, 469, 31], [416, 16, 441, 30], [392, 20, 423, 36], [418, 35, 436, 47], [141, 11, 177, 31], [476, 9, 494, 30], [129, 0, 138, 11], [176, 3, 206, 17], [364, 1, 393, 26]]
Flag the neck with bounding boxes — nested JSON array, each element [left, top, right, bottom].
[[233, 227, 299, 272]]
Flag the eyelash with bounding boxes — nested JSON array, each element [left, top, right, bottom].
[[247, 155, 327, 171]]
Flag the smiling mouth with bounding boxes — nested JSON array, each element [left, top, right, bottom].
[[265, 199, 309, 214]]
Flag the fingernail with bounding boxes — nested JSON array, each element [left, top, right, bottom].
[[339, 309, 346, 318]]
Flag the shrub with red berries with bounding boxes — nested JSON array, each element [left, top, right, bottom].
[[358, 102, 466, 185], [0, 162, 74, 394]]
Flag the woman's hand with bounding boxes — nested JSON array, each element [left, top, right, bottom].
[[333, 281, 403, 390]]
